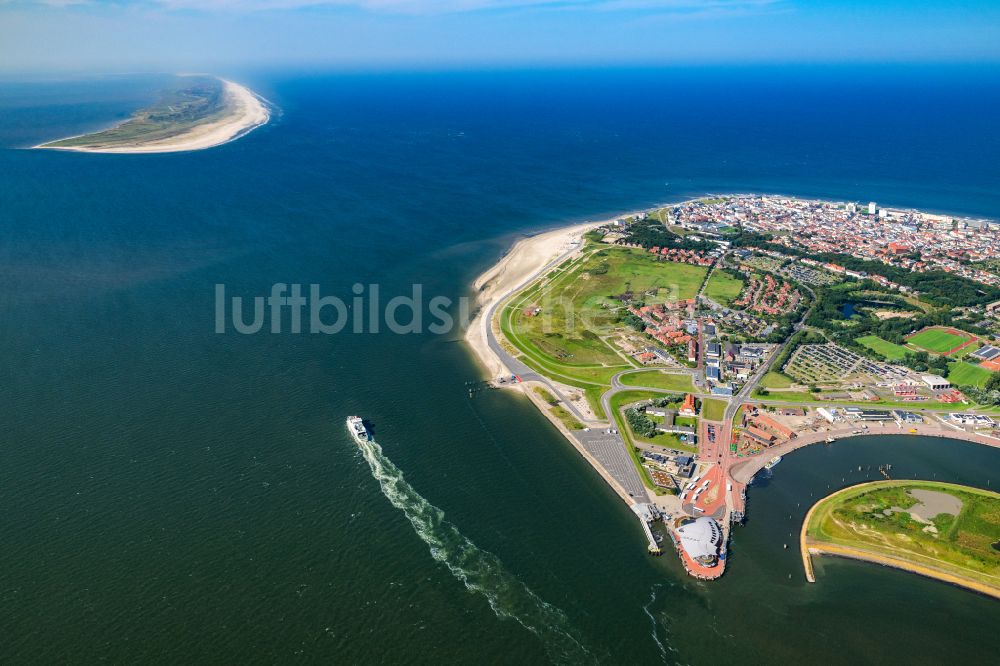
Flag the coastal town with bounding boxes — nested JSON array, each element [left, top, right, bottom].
[[468, 194, 1000, 592], [670, 195, 1000, 288]]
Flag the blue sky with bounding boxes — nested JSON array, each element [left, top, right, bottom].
[[1, 1, 998, 73]]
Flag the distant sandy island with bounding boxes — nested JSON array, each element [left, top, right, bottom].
[[38, 79, 270, 154]]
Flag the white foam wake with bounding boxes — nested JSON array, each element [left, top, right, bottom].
[[356, 437, 595, 664]]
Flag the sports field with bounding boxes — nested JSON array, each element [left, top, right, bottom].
[[856, 335, 909, 361], [906, 327, 973, 354], [947, 361, 994, 388]]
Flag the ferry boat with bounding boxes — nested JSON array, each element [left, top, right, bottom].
[[346, 416, 370, 444], [764, 455, 782, 470]]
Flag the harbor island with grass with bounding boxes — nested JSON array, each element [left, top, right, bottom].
[[38, 75, 269, 154], [801, 480, 1000, 598], [466, 194, 1000, 583]]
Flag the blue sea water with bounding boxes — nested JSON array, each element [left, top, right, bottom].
[[0, 67, 998, 664]]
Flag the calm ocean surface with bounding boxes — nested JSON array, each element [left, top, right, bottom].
[[1, 67, 999, 664]]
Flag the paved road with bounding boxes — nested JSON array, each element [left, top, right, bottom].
[[480, 235, 650, 502], [480, 245, 596, 425]]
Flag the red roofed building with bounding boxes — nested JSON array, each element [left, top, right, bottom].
[[755, 413, 795, 439], [745, 426, 776, 444], [680, 394, 697, 417]]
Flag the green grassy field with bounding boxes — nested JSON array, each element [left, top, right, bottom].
[[501, 246, 706, 384], [948, 361, 994, 388], [700, 398, 726, 421], [703, 271, 744, 307], [950, 341, 982, 359], [857, 335, 909, 361], [752, 389, 814, 402], [619, 370, 695, 392], [805, 480, 1000, 592], [907, 327, 972, 354], [760, 371, 795, 388]]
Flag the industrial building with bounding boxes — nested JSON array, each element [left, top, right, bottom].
[[921, 375, 951, 390], [816, 407, 838, 423], [891, 410, 923, 424]]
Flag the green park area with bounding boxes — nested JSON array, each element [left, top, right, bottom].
[[907, 327, 973, 354], [804, 481, 1000, 594], [500, 245, 708, 404], [856, 335, 909, 361], [619, 370, 695, 392], [703, 270, 744, 307]]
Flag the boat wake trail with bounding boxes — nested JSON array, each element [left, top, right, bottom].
[[356, 438, 596, 665], [643, 583, 681, 665]]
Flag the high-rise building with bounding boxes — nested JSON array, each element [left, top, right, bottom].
[[868, 201, 877, 215]]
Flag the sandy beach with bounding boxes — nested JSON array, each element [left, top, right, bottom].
[[39, 79, 270, 154], [464, 220, 601, 377]]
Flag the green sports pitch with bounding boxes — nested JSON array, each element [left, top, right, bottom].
[[906, 327, 973, 354], [947, 361, 994, 388], [856, 335, 908, 361]]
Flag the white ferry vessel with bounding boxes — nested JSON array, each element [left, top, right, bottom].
[[346, 416, 370, 444], [764, 455, 782, 470]]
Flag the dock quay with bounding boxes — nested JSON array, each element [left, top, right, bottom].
[[632, 503, 663, 555]]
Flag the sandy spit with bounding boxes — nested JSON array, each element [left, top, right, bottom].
[[38, 79, 270, 154]]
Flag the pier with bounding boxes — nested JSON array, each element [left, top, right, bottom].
[[631, 503, 663, 555]]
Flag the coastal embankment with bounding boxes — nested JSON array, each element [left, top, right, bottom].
[[800, 481, 1000, 600], [39, 79, 269, 154], [464, 214, 647, 507]]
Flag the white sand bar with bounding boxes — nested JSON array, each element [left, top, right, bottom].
[[40, 79, 270, 154]]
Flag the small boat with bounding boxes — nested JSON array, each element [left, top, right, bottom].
[[346, 416, 370, 444], [825, 436, 836, 444], [764, 456, 782, 470]]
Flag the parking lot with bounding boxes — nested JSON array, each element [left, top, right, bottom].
[[575, 429, 648, 499]]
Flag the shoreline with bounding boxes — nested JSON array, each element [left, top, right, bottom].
[[463, 197, 1000, 583], [36, 78, 270, 154], [463, 212, 649, 506], [800, 481, 1000, 600], [729, 420, 1000, 487], [465, 218, 614, 378]]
